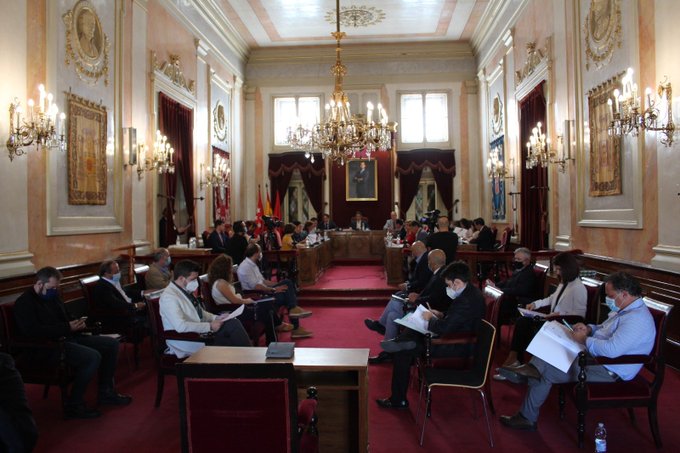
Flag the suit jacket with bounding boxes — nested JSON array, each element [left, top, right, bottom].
[[14, 289, 72, 340], [407, 251, 433, 293], [415, 268, 448, 312], [396, 227, 407, 241], [471, 226, 495, 251], [226, 234, 248, 265], [426, 231, 459, 264], [318, 220, 337, 230], [533, 278, 587, 317], [350, 219, 369, 231], [496, 264, 537, 306], [92, 279, 138, 331], [145, 263, 172, 291], [160, 282, 215, 358], [415, 229, 429, 243], [207, 230, 228, 254]]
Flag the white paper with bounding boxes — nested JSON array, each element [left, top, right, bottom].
[[216, 304, 245, 321], [517, 307, 548, 318], [526, 321, 586, 373], [394, 305, 433, 335]]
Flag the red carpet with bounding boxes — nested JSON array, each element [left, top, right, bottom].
[[306, 265, 396, 290], [23, 266, 680, 452]]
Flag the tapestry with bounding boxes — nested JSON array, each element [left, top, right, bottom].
[[67, 93, 107, 205], [588, 78, 622, 196], [490, 136, 506, 220], [212, 147, 230, 223]]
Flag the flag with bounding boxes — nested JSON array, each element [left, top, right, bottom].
[[264, 186, 273, 216], [273, 191, 281, 220], [254, 186, 264, 236]]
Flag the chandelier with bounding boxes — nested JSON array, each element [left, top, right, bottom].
[[525, 121, 573, 173], [607, 67, 675, 146], [486, 148, 515, 184], [287, 0, 397, 165], [6, 84, 66, 161], [200, 154, 230, 190]]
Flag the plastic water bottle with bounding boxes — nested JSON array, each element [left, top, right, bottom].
[[175, 236, 181, 246], [594, 422, 607, 452]]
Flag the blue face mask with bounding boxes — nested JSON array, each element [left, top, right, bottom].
[[166, 256, 171, 266], [112, 272, 122, 283], [446, 285, 464, 299], [605, 296, 620, 313], [40, 287, 59, 301]]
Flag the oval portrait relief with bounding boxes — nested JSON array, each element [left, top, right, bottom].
[[589, 0, 613, 43], [213, 101, 228, 142], [75, 5, 103, 62], [491, 94, 503, 135]]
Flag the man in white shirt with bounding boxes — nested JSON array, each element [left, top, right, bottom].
[[383, 211, 398, 232], [160, 260, 250, 358], [237, 243, 313, 339]]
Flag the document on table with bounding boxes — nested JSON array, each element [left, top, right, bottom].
[[526, 321, 586, 373], [216, 304, 245, 321], [394, 305, 433, 335], [517, 307, 548, 318]]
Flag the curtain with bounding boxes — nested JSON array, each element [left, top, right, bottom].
[[268, 152, 325, 216], [518, 82, 548, 250], [159, 92, 194, 243], [395, 149, 456, 215]]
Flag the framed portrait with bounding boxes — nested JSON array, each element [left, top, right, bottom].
[[346, 159, 378, 201], [490, 137, 506, 221], [63, 0, 110, 85], [67, 93, 108, 205]]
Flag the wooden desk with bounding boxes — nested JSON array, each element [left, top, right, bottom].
[[185, 346, 369, 453], [167, 246, 213, 255], [327, 230, 386, 259], [297, 240, 333, 286], [384, 245, 406, 285]]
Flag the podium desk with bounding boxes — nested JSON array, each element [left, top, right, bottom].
[[184, 346, 370, 453]]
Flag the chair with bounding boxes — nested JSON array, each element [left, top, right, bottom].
[[558, 297, 672, 448], [494, 227, 513, 252], [532, 262, 550, 299], [263, 249, 298, 283], [144, 294, 209, 407], [176, 362, 319, 453], [581, 277, 603, 324], [133, 265, 150, 292], [417, 320, 496, 447]]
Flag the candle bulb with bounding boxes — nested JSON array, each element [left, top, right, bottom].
[[59, 112, 66, 136], [645, 87, 652, 111], [607, 98, 613, 118]]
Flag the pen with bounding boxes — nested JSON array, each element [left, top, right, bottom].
[[562, 319, 574, 332], [426, 302, 432, 311]]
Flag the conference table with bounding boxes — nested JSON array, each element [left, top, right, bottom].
[[184, 346, 370, 453]]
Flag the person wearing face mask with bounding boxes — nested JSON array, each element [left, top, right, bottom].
[[145, 248, 173, 290], [375, 261, 485, 409], [14, 267, 132, 419], [494, 247, 537, 315], [494, 252, 587, 380], [92, 260, 146, 333], [160, 260, 251, 358], [499, 272, 656, 431]]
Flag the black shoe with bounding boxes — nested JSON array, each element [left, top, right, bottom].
[[64, 404, 101, 419], [499, 363, 541, 384], [368, 351, 393, 364], [380, 339, 416, 353], [376, 398, 409, 410], [499, 413, 537, 431], [98, 392, 133, 406], [364, 318, 386, 335]]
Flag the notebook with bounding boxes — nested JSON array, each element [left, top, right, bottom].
[[265, 342, 295, 359]]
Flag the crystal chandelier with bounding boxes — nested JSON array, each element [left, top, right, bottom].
[[287, 0, 397, 165], [6, 84, 66, 161], [152, 130, 175, 174], [200, 154, 230, 190], [486, 148, 515, 184]]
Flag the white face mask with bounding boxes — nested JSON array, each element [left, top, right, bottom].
[[185, 279, 199, 293]]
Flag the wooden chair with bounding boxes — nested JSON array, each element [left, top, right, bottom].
[[133, 265, 150, 292], [262, 249, 298, 283], [558, 297, 672, 448], [417, 320, 496, 447], [144, 294, 210, 407], [176, 362, 319, 453]]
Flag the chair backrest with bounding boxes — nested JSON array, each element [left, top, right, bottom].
[[582, 277, 603, 324], [134, 265, 150, 292], [471, 320, 496, 387], [496, 227, 512, 251], [198, 274, 221, 314], [532, 263, 549, 299], [0, 302, 14, 352], [176, 362, 300, 453], [144, 294, 167, 360], [482, 284, 502, 328], [642, 297, 673, 378]]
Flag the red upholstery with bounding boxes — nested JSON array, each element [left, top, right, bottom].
[[133, 265, 149, 292]]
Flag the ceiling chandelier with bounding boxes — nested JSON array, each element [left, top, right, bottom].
[[287, 0, 397, 165]]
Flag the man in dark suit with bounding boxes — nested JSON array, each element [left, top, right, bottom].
[[207, 219, 229, 254], [398, 241, 432, 294], [426, 216, 459, 264], [470, 217, 496, 251], [394, 219, 407, 242], [350, 211, 369, 230], [495, 247, 537, 309], [376, 261, 486, 409], [92, 261, 146, 331], [407, 220, 429, 244], [318, 213, 337, 231], [352, 161, 371, 198]]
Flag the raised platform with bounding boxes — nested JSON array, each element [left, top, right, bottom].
[[298, 264, 397, 306]]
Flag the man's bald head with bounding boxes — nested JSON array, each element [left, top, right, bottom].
[[437, 216, 450, 231], [428, 249, 446, 271], [411, 241, 426, 257]]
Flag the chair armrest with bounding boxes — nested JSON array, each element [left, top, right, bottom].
[[162, 330, 211, 342], [431, 332, 477, 346], [585, 354, 654, 367]]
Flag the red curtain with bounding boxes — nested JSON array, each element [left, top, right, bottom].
[[518, 83, 549, 250], [395, 149, 456, 216], [159, 92, 195, 242], [268, 152, 326, 216]]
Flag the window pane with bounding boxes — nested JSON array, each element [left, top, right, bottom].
[[400, 94, 424, 143], [425, 93, 448, 142], [297, 97, 320, 129], [274, 97, 297, 146]]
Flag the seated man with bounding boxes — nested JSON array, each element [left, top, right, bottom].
[[160, 260, 251, 358], [364, 249, 447, 363], [93, 260, 146, 332], [425, 216, 458, 264], [407, 220, 429, 244], [145, 248, 173, 290], [376, 261, 486, 409], [318, 213, 337, 231], [499, 272, 656, 431], [469, 217, 495, 251], [14, 267, 131, 419], [207, 219, 229, 254], [494, 247, 537, 314], [394, 219, 407, 242], [237, 243, 313, 339], [0, 353, 38, 452], [383, 211, 399, 233], [398, 241, 432, 294], [350, 211, 369, 231]]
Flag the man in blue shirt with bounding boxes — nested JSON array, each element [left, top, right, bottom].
[[499, 272, 656, 430]]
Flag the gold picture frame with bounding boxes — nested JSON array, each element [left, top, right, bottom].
[[67, 93, 108, 205], [63, 0, 110, 85], [346, 159, 377, 201]]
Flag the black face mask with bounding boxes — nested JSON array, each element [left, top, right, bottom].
[[512, 261, 524, 270]]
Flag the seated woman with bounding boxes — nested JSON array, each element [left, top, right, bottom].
[[208, 255, 293, 345], [494, 252, 587, 378], [280, 223, 296, 250]]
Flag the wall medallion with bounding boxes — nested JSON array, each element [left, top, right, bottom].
[[584, 0, 622, 70], [491, 94, 503, 136], [63, 0, 110, 85], [213, 100, 228, 142]]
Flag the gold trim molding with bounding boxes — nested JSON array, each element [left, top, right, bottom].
[[583, 0, 622, 71], [515, 41, 548, 85], [63, 0, 110, 85], [151, 52, 196, 96]]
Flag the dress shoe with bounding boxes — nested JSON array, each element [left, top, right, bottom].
[[498, 363, 541, 384], [98, 392, 133, 406], [275, 322, 294, 332], [291, 327, 313, 339], [492, 373, 508, 382], [64, 404, 101, 419], [364, 318, 386, 335], [376, 398, 409, 410], [289, 306, 312, 318], [368, 351, 393, 364], [381, 338, 416, 353], [499, 413, 537, 431]]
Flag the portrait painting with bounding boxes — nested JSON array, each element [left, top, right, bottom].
[[63, 0, 110, 85], [346, 159, 378, 201], [588, 80, 622, 196], [67, 93, 108, 205]]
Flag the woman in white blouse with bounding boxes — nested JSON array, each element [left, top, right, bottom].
[[207, 255, 292, 345], [496, 252, 587, 373]]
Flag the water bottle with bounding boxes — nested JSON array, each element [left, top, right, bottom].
[[594, 422, 607, 452], [175, 236, 181, 246]]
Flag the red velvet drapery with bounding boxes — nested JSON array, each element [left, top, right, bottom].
[[395, 149, 456, 216], [268, 152, 326, 216], [518, 82, 548, 250], [159, 92, 194, 245]]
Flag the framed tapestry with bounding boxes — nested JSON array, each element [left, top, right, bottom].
[[587, 77, 622, 197], [67, 93, 107, 205], [212, 147, 230, 223], [490, 136, 506, 221], [346, 159, 378, 201]]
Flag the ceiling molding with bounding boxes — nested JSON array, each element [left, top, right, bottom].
[[472, 0, 529, 69], [246, 72, 476, 88]]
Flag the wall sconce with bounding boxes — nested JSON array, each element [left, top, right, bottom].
[[199, 154, 230, 191], [486, 148, 515, 185], [6, 83, 66, 161], [525, 121, 574, 173]]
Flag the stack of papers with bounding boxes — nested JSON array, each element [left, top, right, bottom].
[[526, 321, 586, 372], [216, 304, 245, 321], [394, 305, 433, 335], [517, 307, 547, 318]]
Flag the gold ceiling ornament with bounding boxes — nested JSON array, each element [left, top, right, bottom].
[[515, 41, 548, 85], [152, 53, 196, 95], [288, 0, 397, 165], [584, 0, 622, 70], [325, 4, 386, 28], [62, 0, 110, 86]]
